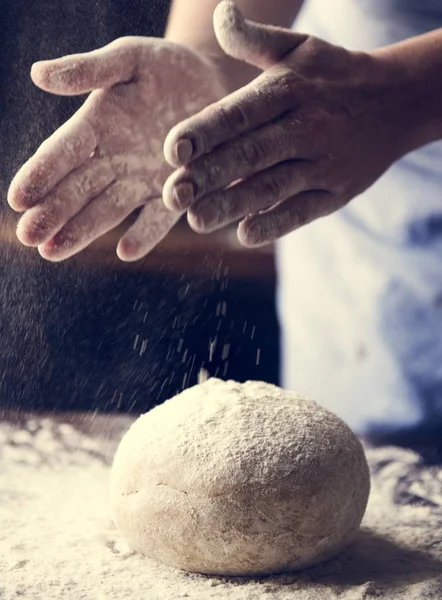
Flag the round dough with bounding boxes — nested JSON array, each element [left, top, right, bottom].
[[110, 379, 370, 576]]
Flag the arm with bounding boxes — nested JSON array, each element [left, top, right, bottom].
[[165, 0, 305, 92], [162, 6, 442, 247], [373, 29, 442, 151]]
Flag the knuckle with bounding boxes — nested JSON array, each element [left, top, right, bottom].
[[271, 215, 286, 239], [197, 157, 219, 191], [332, 179, 350, 199], [291, 201, 311, 227], [275, 68, 299, 95], [216, 197, 234, 223], [218, 101, 249, 133], [109, 36, 138, 51], [309, 163, 327, 189], [294, 36, 329, 72], [41, 195, 65, 223], [236, 139, 264, 169], [259, 177, 282, 202]]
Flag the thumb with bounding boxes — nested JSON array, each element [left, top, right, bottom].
[[30, 37, 141, 96], [213, 0, 307, 70]]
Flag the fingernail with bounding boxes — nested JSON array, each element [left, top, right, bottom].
[[239, 218, 265, 246], [175, 138, 193, 164], [117, 238, 139, 262], [190, 204, 218, 231], [173, 182, 195, 210], [47, 65, 76, 85], [188, 209, 207, 233]]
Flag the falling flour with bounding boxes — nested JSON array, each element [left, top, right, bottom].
[[110, 378, 370, 576]]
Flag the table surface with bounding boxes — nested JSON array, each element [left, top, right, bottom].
[[0, 409, 441, 600]]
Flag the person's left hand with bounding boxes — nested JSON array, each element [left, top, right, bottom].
[[8, 37, 224, 261], [163, 1, 413, 246]]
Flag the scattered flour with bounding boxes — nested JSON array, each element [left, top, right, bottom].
[[0, 410, 441, 600]]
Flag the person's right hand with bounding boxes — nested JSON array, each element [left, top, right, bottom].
[[8, 37, 225, 261], [163, 1, 419, 248]]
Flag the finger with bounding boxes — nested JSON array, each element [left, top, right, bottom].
[[8, 104, 97, 211], [163, 117, 298, 211], [16, 156, 115, 246], [164, 70, 295, 167], [31, 37, 141, 96], [187, 160, 314, 233], [214, 1, 307, 69], [38, 179, 151, 261], [237, 189, 336, 246], [117, 198, 182, 262]]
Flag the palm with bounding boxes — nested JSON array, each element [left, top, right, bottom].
[[8, 38, 223, 261], [90, 42, 214, 187]]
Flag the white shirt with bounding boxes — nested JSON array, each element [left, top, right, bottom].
[[278, 0, 442, 434]]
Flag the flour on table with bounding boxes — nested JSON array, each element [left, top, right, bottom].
[[0, 411, 441, 600]]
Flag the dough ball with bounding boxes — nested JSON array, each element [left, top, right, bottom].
[[110, 379, 370, 576]]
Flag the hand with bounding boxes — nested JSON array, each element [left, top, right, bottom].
[[163, 0, 412, 246], [8, 37, 224, 261]]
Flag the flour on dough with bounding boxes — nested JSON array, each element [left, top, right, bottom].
[[110, 378, 370, 576]]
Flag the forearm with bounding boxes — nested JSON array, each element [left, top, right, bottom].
[[165, 0, 304, 92], [373, 28, 442, 152]]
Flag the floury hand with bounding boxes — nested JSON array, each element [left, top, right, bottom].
[[8, 37, 224, 261]]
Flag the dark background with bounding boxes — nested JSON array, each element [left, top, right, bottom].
[[0, 0, 280, 414]]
